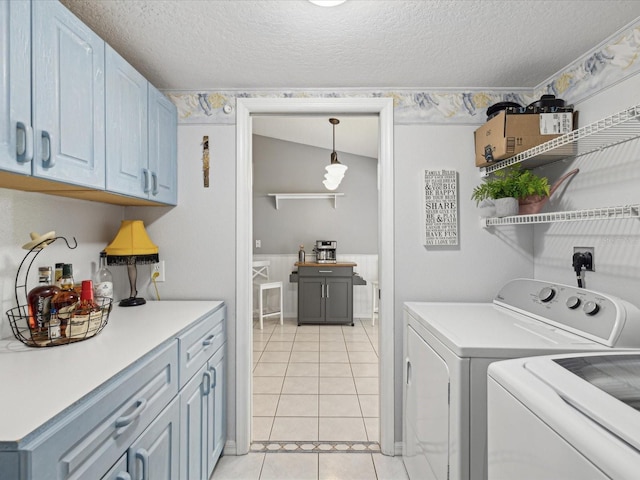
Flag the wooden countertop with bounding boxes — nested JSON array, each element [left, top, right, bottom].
[[295, 262, 357, 267]]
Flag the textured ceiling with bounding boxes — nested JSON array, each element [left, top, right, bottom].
[[60, 0, 640, 91]]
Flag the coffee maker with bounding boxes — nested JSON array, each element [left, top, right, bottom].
[[314, 240, 337, 264]]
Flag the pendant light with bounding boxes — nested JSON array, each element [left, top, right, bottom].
[[323, 118, 348, 191]]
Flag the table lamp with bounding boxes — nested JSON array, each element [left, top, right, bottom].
[[104, 220, 159, 307]]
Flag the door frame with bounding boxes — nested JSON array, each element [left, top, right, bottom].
[[236, 97, 395, 455]]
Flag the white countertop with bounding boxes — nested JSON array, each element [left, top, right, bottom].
[[0, 300, 224, 444]]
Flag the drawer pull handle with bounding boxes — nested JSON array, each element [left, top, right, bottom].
[[16, 122, 33, 163], [203, 334, 215, 346], [136, 448, 150, 480], [116, 473, 132, 480], [41, 130, 53, 167], [203, 370, 212, 395], [319, 270, 333, 273], [115, 398, 147, 435]]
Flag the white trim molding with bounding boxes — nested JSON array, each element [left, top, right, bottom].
[[236, 97, 395, 455]]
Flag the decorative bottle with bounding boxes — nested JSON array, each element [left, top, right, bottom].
[[27, 267, 59, 342], [51, 264, 79, 339], [70, 280, 102, 339], [298, 245, 306, 263], [93, 251, 113, 311]]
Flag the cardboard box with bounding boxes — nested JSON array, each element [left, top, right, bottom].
[[474, 111, 575, 167]]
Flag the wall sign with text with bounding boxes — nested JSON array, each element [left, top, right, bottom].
[[423, 170, 458, 246]]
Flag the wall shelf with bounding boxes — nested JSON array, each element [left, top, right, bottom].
[[480, 104, 640, 177], [482, 205, 640, 228], [267, 193, 344, 209]]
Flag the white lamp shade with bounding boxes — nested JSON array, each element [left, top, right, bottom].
[[325, 163, 348, 177], [323, 179, 340, 190]]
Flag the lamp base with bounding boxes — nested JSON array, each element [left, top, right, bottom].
[[119, 297, 147, 307]]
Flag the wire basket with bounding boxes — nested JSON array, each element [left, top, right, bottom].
[[6, 235, 112, 348], [6, 298, 112, 348]]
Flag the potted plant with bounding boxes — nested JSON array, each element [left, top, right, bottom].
[[472, 166, 551, 217]]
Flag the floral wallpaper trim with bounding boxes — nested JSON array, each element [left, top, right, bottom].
[[166, 89, 535, 126], [165, 19, 640, 126], [535, 21, 640, 104]]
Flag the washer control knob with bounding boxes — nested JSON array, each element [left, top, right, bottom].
[[583, 301, 600, 316], [566, 296, 581, 309], [538, 287, 556, 302]]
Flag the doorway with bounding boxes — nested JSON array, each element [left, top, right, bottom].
[[236, 97, 395, 455]]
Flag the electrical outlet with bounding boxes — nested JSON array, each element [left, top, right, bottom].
[[152, 261, 165, 282], [255, 240, 261, 248], [573, 246, 594, 271]]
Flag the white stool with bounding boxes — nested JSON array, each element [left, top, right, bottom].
[[371, 280, 379, 326], [252, 260, 283, 330]]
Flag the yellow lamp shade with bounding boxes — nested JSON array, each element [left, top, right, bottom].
[[105, 220, 158, 257]]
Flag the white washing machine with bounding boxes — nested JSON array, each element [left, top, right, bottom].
[[402, 278, 640, 480], [488, 351, 640, 479]]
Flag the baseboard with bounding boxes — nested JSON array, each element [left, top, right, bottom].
[[222, 440, 237, 456], [394, 441, 404, 456]]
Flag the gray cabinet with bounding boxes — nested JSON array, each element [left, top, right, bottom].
[[297, 266, 354, 325]]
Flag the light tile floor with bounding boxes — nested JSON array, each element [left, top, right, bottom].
[[251, 317, 380, 445], [209, 317, 408, 480]]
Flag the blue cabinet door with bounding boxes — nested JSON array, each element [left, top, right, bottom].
[[31, 0, 105, 188], [148, 85, 177, 205], [105, 44, 148, 198], [207, 345, 226, 477], [0, 0, 31, 174], [127, 397, 180, 480], [179, 364, 208, 480]]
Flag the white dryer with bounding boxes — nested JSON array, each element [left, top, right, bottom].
[[488, 351, 640, 479], [402, 278, 640, 480]]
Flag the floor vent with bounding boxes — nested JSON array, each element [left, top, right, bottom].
[[251, 441, 381, 453]]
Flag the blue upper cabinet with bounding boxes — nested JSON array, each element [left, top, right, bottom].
[[148, 85, 178, 205], [105, 44, 149, 198], [31, 0, 106, 189], [0, 0, 32, 174], [106, 46, 177, 205]]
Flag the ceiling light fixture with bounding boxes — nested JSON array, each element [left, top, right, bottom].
[[323, 118, 348, 191], [308, 0, 347, 7]]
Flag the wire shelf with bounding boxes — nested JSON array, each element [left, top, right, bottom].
[[482, 205, 640, 227], [480, 104, 640, 176]]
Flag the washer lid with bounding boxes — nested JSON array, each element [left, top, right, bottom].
[[404, 302, 601, 358], [489, 352, 640, 478]]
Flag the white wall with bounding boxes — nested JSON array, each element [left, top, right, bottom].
[[533, 74, 640, 301], [127, 123, 239, 440]]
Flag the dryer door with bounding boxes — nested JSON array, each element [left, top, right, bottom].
[[404, 324, 450, 480]]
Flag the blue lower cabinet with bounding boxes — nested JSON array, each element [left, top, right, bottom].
[[180, 344, 226, 480], [127, 397, 180, 480]]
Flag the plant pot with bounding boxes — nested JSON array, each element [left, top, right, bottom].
[[494, 197, 519, 217]]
